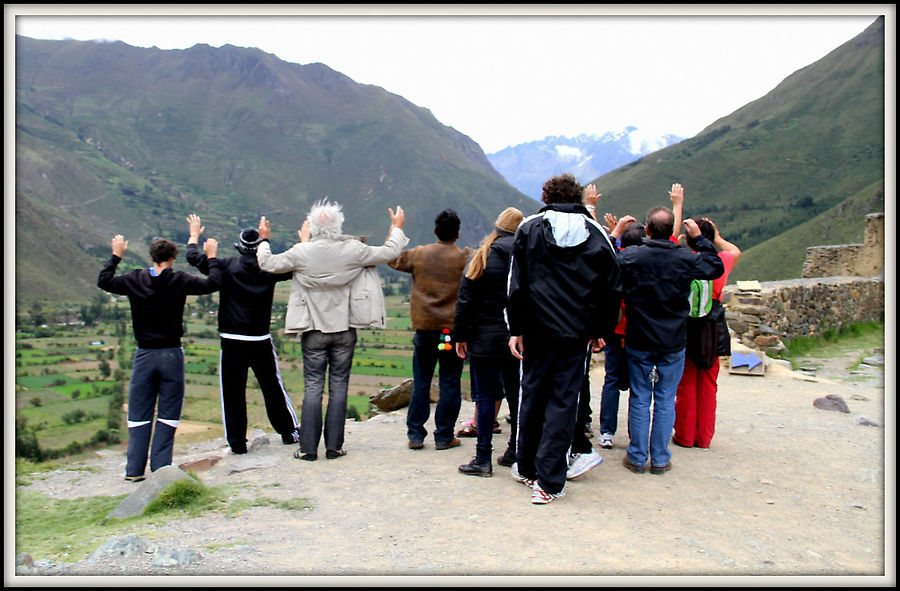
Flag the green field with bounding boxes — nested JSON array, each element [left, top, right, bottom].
[[13, 293, 446, 460]]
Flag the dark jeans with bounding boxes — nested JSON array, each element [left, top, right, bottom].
[[220, 337, 299, 454], [126, 347, 185, 478], [599, 338, 629, 435], [571, 373, 593, 455], [469, 353, 520, 462], [300, 329, 357, 455], [407, 330, 463, 444]]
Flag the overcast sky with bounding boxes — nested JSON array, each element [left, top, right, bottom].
[[8, 6, 888, 153]]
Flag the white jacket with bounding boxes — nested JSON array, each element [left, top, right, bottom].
[[257, 227, 408, 334]]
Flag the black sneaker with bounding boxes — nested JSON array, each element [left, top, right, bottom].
[[293, 449, 317, 461], [326, 449, 347, 459], [282, 429, 300, 445], [124, 475, 145, 482], [497, 447, 516, 467], [458, 457, 493, 477]]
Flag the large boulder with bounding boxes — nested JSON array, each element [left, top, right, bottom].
[[106, 465, 196, 520], [369, 379, 443, 412]]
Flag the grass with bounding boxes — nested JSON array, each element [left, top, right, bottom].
[[777, 321, 884, 369], [15, 476, 314, 561]]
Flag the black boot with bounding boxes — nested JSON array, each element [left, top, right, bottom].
[[496, 447, 516, 467], [458, 457, 493, 477]]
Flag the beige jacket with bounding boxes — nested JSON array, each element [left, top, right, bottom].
[[257, 227, 408, 334]]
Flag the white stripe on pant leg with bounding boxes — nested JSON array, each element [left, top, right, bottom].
[[127, 420, 152, 428], [157, 418, 180, 428], [218, 348, 230, 443], [270, 338, 299, 428]]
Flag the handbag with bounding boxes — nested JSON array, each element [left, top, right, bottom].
[[686, 314, 718, 369], [708, 299, 731, 357]]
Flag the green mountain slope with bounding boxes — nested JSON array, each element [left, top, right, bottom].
[[588, 17, 885, 280], [15, 36, 534, 306]]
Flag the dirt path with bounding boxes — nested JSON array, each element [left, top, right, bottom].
[[14, 344, 890, 580]]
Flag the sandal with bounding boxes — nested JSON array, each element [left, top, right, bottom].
[[456, 420, 478, 437]]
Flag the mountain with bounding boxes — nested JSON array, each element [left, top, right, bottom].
[[14, 36, 534, 306], [585, 17, 885, 282], [487, 129, 685, 200]]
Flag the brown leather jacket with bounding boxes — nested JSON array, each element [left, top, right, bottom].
[[389, 242, 474, 330]]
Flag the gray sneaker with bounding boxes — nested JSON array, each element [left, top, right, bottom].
[[510, 462, 535, 487], [566, 449, 604, 480], [599, 432, 614, 449]]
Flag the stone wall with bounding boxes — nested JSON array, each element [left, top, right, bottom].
[[721, 276, 885, 353], [801, 213, 884, 278]]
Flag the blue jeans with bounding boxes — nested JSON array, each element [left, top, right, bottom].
[[407, 330, 463, 444], [300, 329, 357, 455], [625, 347, 685, 468], [126, 347, 185, 478], [599, 338, 629, 435]]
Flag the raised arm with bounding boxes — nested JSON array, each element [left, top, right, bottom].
[[97, 234, 130, 294], [584, 184, 600, 221], [185, 213, 210, 273], [709, 219, 742, 263], [669, 183, 684, 241]]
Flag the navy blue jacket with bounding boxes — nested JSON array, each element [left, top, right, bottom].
[[617, 235, 724, 353]]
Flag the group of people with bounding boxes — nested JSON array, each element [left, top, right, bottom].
[[98, 172, 739, 507]]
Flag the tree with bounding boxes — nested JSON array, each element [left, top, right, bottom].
[[98, 359, 111, 378]]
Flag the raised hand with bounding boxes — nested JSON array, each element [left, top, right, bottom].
[[584, 184, 601, 207], [111, 234, 128, 257], [203, 237, 218, 258], [389, 206, 405, 230], [186, 214, 204, 242], [258, 216, 271, 240]]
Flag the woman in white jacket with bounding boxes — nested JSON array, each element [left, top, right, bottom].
[[257, 200, 407, 461]]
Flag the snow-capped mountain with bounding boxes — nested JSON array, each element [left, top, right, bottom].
[[487, 127, 685, 200]]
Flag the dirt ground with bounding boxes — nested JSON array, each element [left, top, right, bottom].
[[13, 343, 892, 584]]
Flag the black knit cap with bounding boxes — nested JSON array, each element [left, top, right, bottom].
[[234, 228, 263, 254]]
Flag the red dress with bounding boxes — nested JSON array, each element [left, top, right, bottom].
[[673, 250, 735, 448]]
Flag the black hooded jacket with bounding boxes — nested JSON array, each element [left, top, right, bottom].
[[186, 244, 292, 337], [506, 203, 621, 341]]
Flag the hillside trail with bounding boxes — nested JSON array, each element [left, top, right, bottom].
[[15, 343, 890, 582]]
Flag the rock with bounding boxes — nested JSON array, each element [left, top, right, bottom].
[[89, 533, 150, 559], [860, 353, 884, 367], [248, 436, 270, 453], [856, 416, 881, 427], [754, 335, 781, 348], [16, 553, 34, 567], [178, 456, 221, 473], [812, 394, 850, 413], [151, 547, 203, 568], [106, 465, 196, 520], [370, 378, 414, 411]]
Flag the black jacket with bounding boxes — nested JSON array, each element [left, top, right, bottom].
[[617, 235, 724, 353], [97, 255, 222, 349], [507, 203, 621, 340], [453, 232, 515, 357], [186, 243, 292, 337]]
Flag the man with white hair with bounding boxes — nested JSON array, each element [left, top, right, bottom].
[[257, 200, 407, 461]]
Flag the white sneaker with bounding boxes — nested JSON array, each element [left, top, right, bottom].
[[510, 462, 535, 487], [566, 449, 604, 480], [531, 480, 565, 504], [599, 433, 614, 449]]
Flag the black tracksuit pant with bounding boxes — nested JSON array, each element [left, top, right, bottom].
[[516, 337, 592, 495], [219, 337, 299, 453]]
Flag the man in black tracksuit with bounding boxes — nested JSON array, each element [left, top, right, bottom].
[[185, 214, 299, 454], [506, 173, 621, 504], [98, 234, 222, 481]]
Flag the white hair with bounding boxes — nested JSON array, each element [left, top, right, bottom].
[[307, 198, 344, 240]]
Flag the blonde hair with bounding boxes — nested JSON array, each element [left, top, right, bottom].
[[465, 207, 523, 280]]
